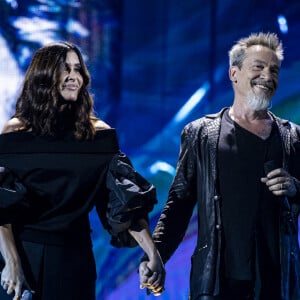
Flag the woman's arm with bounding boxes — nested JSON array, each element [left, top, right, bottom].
[[0, 224, 25, 299], [128, 219, 165, 296], [0, 118, 26, 300], [104, 149, 164, 294]]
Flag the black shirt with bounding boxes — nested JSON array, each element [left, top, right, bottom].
[[218, 109, 282, 281], [0, 129, 157, 247]]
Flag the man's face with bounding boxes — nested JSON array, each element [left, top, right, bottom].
[[58, 51, 83, 102], [231, 45, 280, 110]]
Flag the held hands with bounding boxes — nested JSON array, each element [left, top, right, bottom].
[[139, 252, 165, 296], [1, 261, 30, 300], [261, 168, 298, 198], [127, 219, 166, 296]]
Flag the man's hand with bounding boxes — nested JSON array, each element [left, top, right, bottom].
[[139, 259, 165, 296], [261, 168, 298, 197]]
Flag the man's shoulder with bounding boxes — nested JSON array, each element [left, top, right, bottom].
[[271, 112, 300, 131], [183, 108, 226, 131]]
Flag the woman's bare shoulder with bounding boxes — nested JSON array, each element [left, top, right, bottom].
[[92, 118, 111, 131], [1, 118, 25, 134]]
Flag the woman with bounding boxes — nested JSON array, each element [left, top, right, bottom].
[[0, 42, 164, 300]]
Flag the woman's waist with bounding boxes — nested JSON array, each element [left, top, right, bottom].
[[13, 223, 92, 246]]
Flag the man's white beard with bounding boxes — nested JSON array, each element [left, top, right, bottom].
[[247, 92, 271, 111]]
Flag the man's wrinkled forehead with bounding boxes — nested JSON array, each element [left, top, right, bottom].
[[244, 45, 281, 66]]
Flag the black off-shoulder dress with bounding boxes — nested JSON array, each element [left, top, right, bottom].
[[0, 129, 157, 300]]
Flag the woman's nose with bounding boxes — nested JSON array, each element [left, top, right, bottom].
[[66, 70, 76, 80]]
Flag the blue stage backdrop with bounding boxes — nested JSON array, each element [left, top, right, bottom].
[[0, 0, 300, 299]]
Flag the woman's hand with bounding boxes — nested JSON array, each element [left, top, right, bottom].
[[0, 224, 32, 300], [1, 260, 25, 300], [139, 252, 165, 296], [128, 219, 166, 296]]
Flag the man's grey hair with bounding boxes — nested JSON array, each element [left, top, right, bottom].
[[228, 32, 284, 68]]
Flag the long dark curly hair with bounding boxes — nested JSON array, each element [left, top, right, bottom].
[[14, 41, 96, 140]]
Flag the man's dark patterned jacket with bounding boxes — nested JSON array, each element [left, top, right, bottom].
[[153, 108, 300, 300]]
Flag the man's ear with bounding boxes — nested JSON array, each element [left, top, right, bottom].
[[229, 66, 238, 83]]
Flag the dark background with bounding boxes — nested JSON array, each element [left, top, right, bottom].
[[0, 1, 299, 299]]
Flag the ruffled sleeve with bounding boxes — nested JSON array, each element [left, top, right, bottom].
[[105, 152, 157, 248], [0, 168, 28, 225]]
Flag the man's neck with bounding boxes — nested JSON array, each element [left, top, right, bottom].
[[229, 105, 270, 123], [228, 105, 273, 140]]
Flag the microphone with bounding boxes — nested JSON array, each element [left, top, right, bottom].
[[264, 160, 289, 208], [264, 160, 297, 234], [21, 290, 33, 300], [263, 160, 278, 176]]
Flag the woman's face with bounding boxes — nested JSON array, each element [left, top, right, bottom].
[[58, 51, 83, 102]]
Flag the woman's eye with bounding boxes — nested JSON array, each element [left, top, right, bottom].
[[62, 66, 69, 72]]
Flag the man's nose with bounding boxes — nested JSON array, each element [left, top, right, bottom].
[[260, 68, 274, 81]]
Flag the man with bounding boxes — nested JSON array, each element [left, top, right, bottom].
[[140, 32, 300, 300]]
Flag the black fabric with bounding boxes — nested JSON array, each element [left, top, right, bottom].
[[0, 129, 157, 246], [218, 110, 282, 283], [0, 168, 28, 225], [196, 279, 254, 300], [0, 240, 96, 300], [218, 111, 267, 280], [0, 130, 120, 245], [0, 129, 157, 300], [105, 152, 157, 247], [151, 109, 300, 300], [0, 129, 119, 154]]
